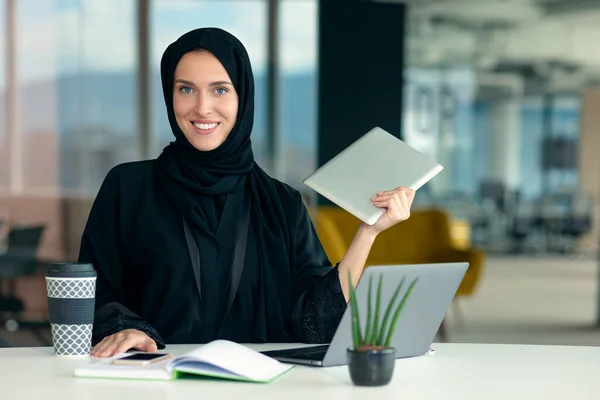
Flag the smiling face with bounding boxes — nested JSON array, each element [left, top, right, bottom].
[[172, 50, 239, 152]]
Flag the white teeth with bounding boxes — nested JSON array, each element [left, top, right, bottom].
[[194, 122, 218, 130]]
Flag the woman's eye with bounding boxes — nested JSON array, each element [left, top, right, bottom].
[[179, 86, 193, 94], [215, 87, 228, 95]]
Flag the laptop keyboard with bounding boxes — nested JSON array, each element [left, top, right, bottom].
[[261, 344, 330, 361]]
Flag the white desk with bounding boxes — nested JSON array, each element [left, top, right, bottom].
[[2, 342, 600, 399]]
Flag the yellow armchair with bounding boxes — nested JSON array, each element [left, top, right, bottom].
[[313, 206, 484, 297]]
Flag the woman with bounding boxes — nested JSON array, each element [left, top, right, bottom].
[[82, 27, 415, 358]]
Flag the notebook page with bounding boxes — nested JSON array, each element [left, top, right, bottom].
[[74, 357, 172, 380], [171, 340, 292, 382]]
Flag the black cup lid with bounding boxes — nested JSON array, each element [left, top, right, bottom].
[[46, 262, 95, 274]]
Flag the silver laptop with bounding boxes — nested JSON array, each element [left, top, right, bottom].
[[303, 127, 443, 225], [261, 262, 468, 367]]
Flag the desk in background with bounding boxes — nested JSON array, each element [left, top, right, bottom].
[[2, 343, 600, 399]]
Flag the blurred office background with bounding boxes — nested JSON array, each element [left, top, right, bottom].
[[2, 0, 600, 347]]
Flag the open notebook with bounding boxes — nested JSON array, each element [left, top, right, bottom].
[[74, 340, 294, 383]]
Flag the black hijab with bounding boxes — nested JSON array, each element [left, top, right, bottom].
[[154, 28, 295, 342], [156, 27, 255, 230]]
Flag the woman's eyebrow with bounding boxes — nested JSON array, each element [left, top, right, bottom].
[[208, 81, 233, 87], [174, 78, 196, 86], [174, 79, 232, 87]]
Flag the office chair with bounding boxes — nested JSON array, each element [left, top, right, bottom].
[[0, 225, 46, 343]]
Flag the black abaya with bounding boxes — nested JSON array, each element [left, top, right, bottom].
[[78, 28, 347, 348]]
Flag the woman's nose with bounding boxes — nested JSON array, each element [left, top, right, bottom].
[[195, 93, 213, 115]]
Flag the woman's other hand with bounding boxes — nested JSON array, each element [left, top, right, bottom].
[[91, 329, 158, 358], [365, 186, 415, 235]]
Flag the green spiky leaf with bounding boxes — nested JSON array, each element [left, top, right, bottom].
[[369, 274, 383, 345], [348, 270, 362, 349], [384, 277, 419, 347], [364, 275, 374, 346], [377, 276, 406, 345]]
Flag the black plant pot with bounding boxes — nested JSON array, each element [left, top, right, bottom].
[[347, 347, 396, 387]]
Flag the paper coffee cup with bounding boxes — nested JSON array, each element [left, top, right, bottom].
[[45, 263, 97, 357]]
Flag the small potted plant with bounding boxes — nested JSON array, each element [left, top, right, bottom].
[[347, 271, 418, 387]]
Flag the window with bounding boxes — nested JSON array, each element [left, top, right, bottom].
[[402, 68, 478, 196], [278, 0, 318, 195], [520, 95, 581, 198], [17, 0, 60, 192], [56, 0, 138, 194], [0, 0, 7, 190], [3, 0, 139, 195]]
